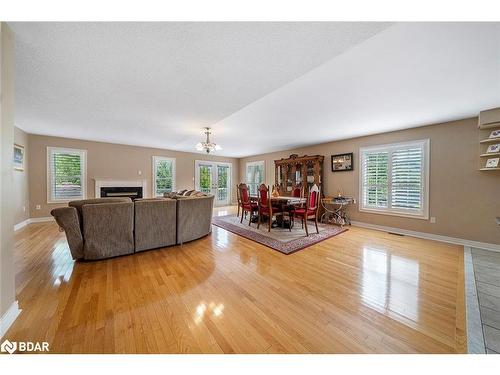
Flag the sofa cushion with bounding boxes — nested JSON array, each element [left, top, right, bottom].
[[69, 197, 132, 225], [82, 201, 134, 260], [134, 198, 176, 252]]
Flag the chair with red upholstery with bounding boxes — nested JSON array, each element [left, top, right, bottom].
[[238, 183, 258, 225], [257, 184, 284, 232], [291, 185, 303, 198], [292, 184, 320, 236], [236, 183, 243, 218]]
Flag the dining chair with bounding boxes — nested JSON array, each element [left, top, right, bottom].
[[257, 184, 284, 232], [238, 183, 258, 225], [291, 184, 320, 236], [292, 185, 303, 198], [236, 183, 243, 218]]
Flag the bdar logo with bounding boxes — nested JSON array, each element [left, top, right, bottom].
[[1, 339, 17, 354]]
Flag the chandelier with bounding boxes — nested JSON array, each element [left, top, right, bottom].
[[195, 127, 222, 154]]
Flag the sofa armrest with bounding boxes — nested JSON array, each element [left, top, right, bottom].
[[50, 207, 84, 260], [176, 195, 214, 244]]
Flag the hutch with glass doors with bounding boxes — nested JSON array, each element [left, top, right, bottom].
[[274, 154, 324, 195]]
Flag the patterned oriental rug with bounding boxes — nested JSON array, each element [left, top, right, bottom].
[[212, 214, 348, 255]]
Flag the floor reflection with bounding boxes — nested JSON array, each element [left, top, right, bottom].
[[193, 301, 225, 324], [361, 246, 420, 322]]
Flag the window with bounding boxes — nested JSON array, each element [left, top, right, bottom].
[[153, 156, 176, 197], [359, 139, 429, 219], [47, 147, 87, 203], [245, 161, 265, 196]]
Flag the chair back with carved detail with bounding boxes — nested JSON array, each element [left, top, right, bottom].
[[306, 184, 320, 212], [258, 184, 270, 209], [292, 185, 303, 198], [238, 183, 251, 205]]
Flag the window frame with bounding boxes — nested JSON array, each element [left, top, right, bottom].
[[47, 146, 87, 204], [152, 156, 176, 197], [245, 160, 265, 195], [359, 139, 430, 220]]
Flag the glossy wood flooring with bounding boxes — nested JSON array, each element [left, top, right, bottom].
[[5, 207, 466, 353]]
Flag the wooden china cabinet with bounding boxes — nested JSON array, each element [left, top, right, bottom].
[[274, 154, 324, 195]]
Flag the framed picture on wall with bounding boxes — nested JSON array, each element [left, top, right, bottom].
[[331, 153, 353, 172], [13, 143, 25, 171]]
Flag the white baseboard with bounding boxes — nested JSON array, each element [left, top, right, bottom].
[[351, 220, 500, 253], [14, 217, 54, 231], [0, 301, 21, 339], [13, 219, 30, 231]]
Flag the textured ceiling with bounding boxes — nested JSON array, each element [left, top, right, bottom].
[[11, 22, 391, 155], [10, 22, 500, 157]]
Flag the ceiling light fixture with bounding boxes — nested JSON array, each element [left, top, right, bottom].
[[195, 127, 222, 154]]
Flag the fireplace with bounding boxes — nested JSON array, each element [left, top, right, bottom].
[[94, 178, 148, 199], [100, 186, 143, 200]]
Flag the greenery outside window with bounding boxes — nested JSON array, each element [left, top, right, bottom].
[[47, 147, 87, 203], [246, 161, 265, 196], [153, 156, 176, 197]]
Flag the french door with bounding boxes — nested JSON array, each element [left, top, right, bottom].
[[195, 161, 231, 206]]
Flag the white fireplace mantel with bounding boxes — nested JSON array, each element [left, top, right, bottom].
[[93, 178, 148, 198]]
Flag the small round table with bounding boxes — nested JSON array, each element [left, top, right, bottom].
[[321, 197, 353, 227]]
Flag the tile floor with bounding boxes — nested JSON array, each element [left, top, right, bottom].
[[472, 248, 500, 354]]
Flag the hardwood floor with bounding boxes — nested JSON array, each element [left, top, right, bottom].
[[5, 207, 466, 353]]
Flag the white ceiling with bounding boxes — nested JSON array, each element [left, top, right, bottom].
[[10, 22, 500, 157]]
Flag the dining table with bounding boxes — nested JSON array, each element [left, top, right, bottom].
[[249, 195, 306, 228]]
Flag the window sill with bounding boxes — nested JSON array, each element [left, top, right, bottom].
[[47, 198, 84, 204], [359, 207, 429, 220]]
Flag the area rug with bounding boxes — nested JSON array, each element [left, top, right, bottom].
[[212, 214, 347, 254]]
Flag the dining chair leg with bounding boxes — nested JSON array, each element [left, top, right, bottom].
[[237, 205, 240, 218], [314, 215, 319, 234], [304, 217, 309, 236], [240, 210, 244, 223], [248, 211, 252, 226], [288, 213, 292, 232], [257, 210, 261, 229], [301, 218, 304, 229], [268, 214, 271, 232]]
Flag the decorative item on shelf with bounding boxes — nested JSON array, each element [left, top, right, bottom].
[[485, 158, 499, 168], [337, 189, 343, 199], [489, 129, 500, 139], [13, 143, 24, 171], [331, 152, 353, 172], [195, 127, 222, 154], [486, 144, 500, 153], [271, 185, 280, 198]]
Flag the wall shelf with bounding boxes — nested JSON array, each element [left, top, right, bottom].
[[480, 138, 500, 144], [478, 107, 500, 172], [478, 122, 500, 130]]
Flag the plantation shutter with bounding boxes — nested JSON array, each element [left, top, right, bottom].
[[360, 140, 428, 218], [391, 147, 423, 210], [48, 148, 86, 201], [362, 151, 389, 208]]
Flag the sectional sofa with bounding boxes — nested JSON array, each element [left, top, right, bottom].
[[51, 194, 214, 260]]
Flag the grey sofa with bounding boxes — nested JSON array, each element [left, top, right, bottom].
[[51, 194, 214, 260]]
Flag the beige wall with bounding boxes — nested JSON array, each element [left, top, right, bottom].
[[0, 23, 17, 318], [28, 134, 239, 218], [240, 118, 500, 245], [14, 127, 29, 225]]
